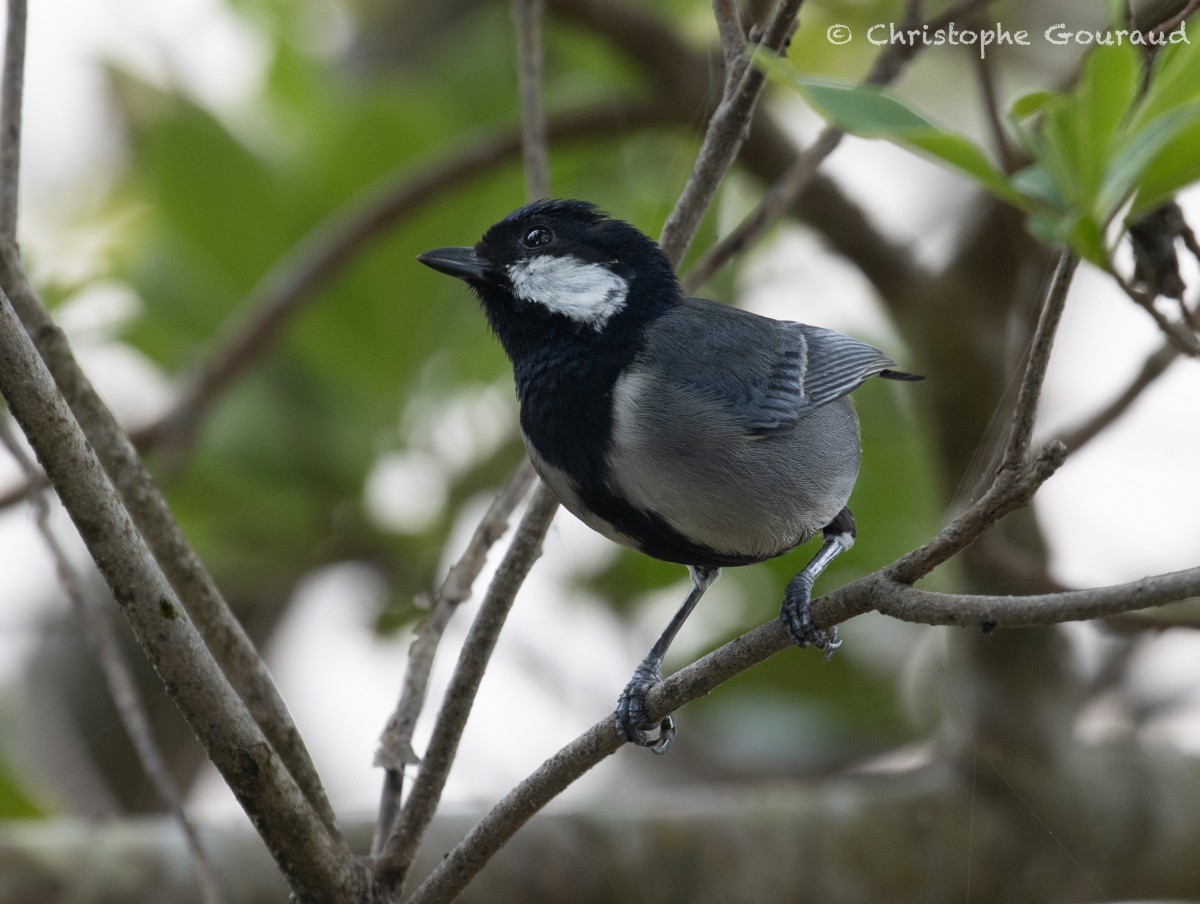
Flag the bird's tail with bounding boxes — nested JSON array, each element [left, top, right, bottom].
[[879, 369, 924, 381]]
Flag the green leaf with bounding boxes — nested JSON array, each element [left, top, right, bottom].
[[1067, 213, 1108, 266], [1009, 89, 1057, 122], [787, 75, 937, 135], [1080, 43, 1140, 145], [1006, 90, 1058, 162], [1130, 36, 1200, 130], [764, 63, 1023, 207], [1037, 99, 1087, 204], [760, 44, 1198, 264], [0, 749, 42, 817], [1103, 103, 1200, 218], [1009, 164, 1066, 212], [1026, 211, 1069, 248], [1129, 117, 1200, 216], [1076, 43, 1141, 198]]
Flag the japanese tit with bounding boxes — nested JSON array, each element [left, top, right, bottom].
[[419, 199, 920, 753]]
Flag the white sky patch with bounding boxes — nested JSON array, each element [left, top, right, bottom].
[[363, 451, 449, 535], [506, 255, 629, 328]]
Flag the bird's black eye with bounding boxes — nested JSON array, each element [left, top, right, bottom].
[[522, 226, 554, 248]]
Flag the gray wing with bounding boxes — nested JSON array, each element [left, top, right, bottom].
[[641, 298, 898, 436]]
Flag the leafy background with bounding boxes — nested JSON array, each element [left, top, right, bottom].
[[2, 0, 1198, 860]]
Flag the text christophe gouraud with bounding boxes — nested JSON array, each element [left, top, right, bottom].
[[824, 20, 1190, 59]]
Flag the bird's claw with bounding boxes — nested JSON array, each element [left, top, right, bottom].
[[615, 667, 676, 754], [781, 580, 842, 661]]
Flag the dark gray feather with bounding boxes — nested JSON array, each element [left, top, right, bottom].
[[637, 298, 897, 436], [798, 324, 898, 408]]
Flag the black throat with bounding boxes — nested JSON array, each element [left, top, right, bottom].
[[480, 280, 753, 569]]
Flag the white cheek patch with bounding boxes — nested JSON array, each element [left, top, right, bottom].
[[506, 255, 629, 328]]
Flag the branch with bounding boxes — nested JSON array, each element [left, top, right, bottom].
[[375, 484, 560, 892], [0, 0, 340, 837], [682, 125, 841, 293], [406, 721, 621, 904], [0, 0, 25, 240], [0, 289, 362, 901], [866, 565, 1200, 628], [1149, 0, 1200, 37], [712, 0, 746, 59], [0, 417, 222, 904], [682, 0, 986, 292], [370, 458, 538, 856], [513, 0, 550, 200], [1005, 253, 1076, 466], [372, 0, 556, 865], [658, 0, 804, 265], [968, 6, 1018, 174], [407, 554, 1200, 904], [1114, 268, 1200, 356], [0, 245, 341, 839], [887, 254, 1076, 586]]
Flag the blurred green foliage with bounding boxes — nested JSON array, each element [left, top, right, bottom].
[[767, 37, 1200, 265], [0, 753, 41, 818], [28, 0, 947, 782]]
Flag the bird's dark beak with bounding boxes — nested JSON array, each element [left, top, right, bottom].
[[417, 246, 490, 282]]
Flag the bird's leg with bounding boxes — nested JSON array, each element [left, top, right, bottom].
[[616, 565, 720, 754], [781, 507, 854, 658]]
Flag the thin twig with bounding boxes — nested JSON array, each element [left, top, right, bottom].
[[370, 458, 538, 856], [1113, 268, 1200, 356], [372, 0, 556, 862], [658, 0, 804, 266], [406, 552, 1200, 904], [970, 39, 1017, 173], [682, 0, 988, 292], [1149, 0, 1200, 37], [1004, 252, 1077, 467], [1056, 341, 1180, 454], [682, 125, 842, 293], [0, 244, 343, 841], [375, 484, 560, 893], [0, 289, 364, 901], [0, 414, 223, 904], [712, 0, 747, 60], [0, 0, 26, 241], [868, 564, 1200, 628], [0, 462, 42, 508], [513, 0, 550, 200], [888, 253, 1078, 585], [406, 720, 622, 904]]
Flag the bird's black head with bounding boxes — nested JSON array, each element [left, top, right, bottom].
[[418, 200, 680, 362]]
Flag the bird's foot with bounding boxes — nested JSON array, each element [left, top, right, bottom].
[[780, 577, 841, 661], [615, 664, 675, 754]]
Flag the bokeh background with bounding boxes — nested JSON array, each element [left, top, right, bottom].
[[2, 0, 1199, 899]]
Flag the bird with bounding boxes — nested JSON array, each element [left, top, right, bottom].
[[418, 199, 921, 753]]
